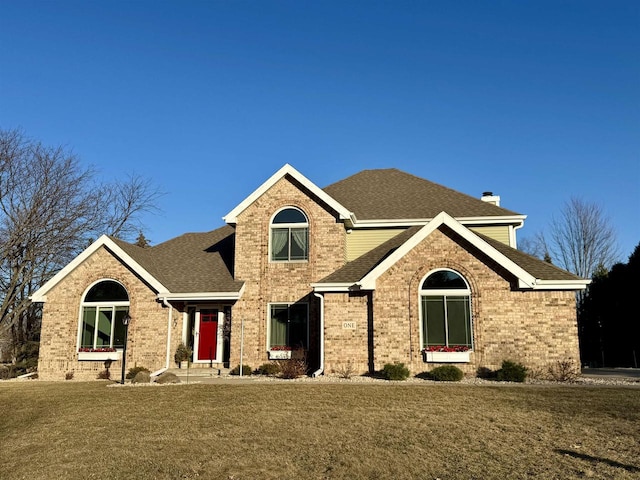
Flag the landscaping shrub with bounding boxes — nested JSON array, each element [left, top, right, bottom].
[[548, 359, 580, 382], [256, 362, 281, 376], [65, 371, 74, 380], [277, 358, 307, 379], [230, 364, 252, 376], [96, 369, 111, 380], [174, 342, 191, 367], [382, 362, 410, 381], [335, 361, 356, 379], [132, 371, 151, 384], [155, 372, 180, 384], [126, 366, 150, 379], [0, 365, 12, 380], [496, 360, 527, 382], [476, 366, 496, 379], [429, 365, 464, 382]]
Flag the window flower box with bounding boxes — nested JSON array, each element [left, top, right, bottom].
[[77, 348, 121, 361], [422, 346, 471, 363], [268, 348, 292, 360]]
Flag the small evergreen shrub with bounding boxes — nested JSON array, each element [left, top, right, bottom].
[[97, 369, 111, 380], [65, 371, 74, 380], [256, 362, 281, 376], [496, 360, 527, 382], [230, 364, 252, 376], [126, 366, 150, 379], [382, 362, 410, 381], [429, 365, 464, 382], [174, 342, 192, 366]]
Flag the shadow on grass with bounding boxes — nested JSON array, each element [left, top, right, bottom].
[[556, 449, 640, 473]]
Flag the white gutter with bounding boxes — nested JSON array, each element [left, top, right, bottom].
[[312, 292, 325, 377], [351, 215, 527, 228]]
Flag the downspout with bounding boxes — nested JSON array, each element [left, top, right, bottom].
[[312, 292, 324, 377], [152, 297, 173, 377], [511, 221, 525, 249]]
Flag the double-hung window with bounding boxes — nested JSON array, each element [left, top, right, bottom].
[[268, 303, 308, 350], [420, 270, 473, 350], [270, 207, 309, 261], [79, 280, 129, 350]]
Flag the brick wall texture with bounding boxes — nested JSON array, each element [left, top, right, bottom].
[[38, 247, 182, 381]]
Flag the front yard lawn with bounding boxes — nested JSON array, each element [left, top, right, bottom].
[[0, 381, 638, 479]]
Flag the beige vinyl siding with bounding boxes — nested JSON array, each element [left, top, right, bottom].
[[346, 228, 407, 261], [468, 226, 510, 246]]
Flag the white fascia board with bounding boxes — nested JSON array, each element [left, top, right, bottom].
[[30, 235, 169, 303], [352, 215, 527, 229], [528, 279, 592, 291], [159, 283, 246, 301], [359, 212, 538, 290], [310, 283, 354, 292], [159, 293, 242, 301], [223, 164, 352, 224]]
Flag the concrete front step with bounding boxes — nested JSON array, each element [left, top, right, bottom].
[[167, 367, 231, 378]]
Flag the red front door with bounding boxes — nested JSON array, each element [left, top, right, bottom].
[[198, 309, 218, 361]]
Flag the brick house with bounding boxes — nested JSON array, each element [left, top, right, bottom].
[[32, 164, 589, 380]]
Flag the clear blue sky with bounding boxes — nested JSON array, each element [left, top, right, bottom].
[[1, 1, 638, 260]]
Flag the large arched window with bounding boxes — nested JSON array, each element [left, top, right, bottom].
[[79, 280, 129, 350], [420, 269, 473, 350], [270, 207, 309, 261]]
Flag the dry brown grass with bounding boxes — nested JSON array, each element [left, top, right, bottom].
[[0, 381, 638, 479]]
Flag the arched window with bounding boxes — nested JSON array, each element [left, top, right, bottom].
[[270, 207, 309, 261], [79, 280, 129, 350], [420, 269, 473, 350]]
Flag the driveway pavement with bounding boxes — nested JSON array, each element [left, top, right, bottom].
[[582, 368, 640, 380]]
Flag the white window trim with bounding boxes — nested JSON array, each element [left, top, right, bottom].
[[76, 279, 130, 357], [418, 269, 474, 355], [266, 302, 309, 352], [269, 207, 309, 263]]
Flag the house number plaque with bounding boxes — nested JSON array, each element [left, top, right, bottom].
[[342, 321, 356, 330]]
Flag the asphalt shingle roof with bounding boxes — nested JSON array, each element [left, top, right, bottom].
[[475, 232, 582, 281], [110, 225, 243, 293], [323, 168, 520, 220]]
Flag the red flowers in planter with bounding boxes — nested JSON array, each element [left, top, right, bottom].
[[270, 346, 293, 351], [78, 347, 117, 352], [422, 345, 470, 353]]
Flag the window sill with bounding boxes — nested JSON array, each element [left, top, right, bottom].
[[268, 350, 292, 360], [423, 351, 471, 363], [78, 351, 122, 361]]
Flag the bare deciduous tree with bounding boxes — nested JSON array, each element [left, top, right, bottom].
[[0, 128, 162, 354], [547, 197, 619, 279]]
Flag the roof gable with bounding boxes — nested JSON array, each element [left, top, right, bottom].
[[224, 164, 352, 225], [30, 235, 169, 302], [313, 212, 589, 292]]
